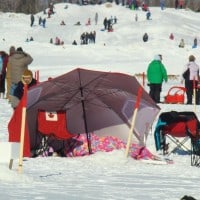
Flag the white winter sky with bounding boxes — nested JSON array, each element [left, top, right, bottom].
[[0, 3, 200, 200]]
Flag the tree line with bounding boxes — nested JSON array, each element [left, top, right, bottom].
[[0, 0, 199, 14]]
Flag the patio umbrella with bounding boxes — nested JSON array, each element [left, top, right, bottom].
[[25, 68, 160, 154]]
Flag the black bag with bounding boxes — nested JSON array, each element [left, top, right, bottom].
[[182, 68, 190, 79]]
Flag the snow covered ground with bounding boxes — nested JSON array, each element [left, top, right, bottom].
[[0, 3, 200, 200]]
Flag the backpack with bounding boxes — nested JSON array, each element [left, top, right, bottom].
[[182, 68, 190, 80], [0, 56, 3, 74]]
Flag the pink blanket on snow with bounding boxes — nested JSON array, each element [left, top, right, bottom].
[[66, 134, 155, 160]]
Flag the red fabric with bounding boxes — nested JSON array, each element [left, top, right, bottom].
[[37, 110, 73, 140], [163, 119, 197, 137], [165, 86, 186, 104], [22, 85, 28, 107], [186, 119, 197, 137], [135, 87, 143, 109], [8, 98, 30, 157]]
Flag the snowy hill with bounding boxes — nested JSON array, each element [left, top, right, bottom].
[[1, 3, 200, 78], [0, 3, 200, 200]]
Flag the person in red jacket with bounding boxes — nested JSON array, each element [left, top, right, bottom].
[[179, 0, 184, 9]]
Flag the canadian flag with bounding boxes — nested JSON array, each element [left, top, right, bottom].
[[38, 110, 73, 140], [45, 112, 58, 121]]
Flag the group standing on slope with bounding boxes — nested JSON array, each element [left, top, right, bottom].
[[1, 1, 199, 108], [146, 54, 200, 105]]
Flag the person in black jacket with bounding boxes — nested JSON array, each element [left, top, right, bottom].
[[30, 14, 35, 27], [12, 69, 37, 108], [181, 55, 200, 104]]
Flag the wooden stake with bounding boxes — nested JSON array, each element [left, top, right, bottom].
[[125, 87, 143, 157], [18, 106, 27, 173], [18, 84, 28, 173], [125, 108, 139, 157]]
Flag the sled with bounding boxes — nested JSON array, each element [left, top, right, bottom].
[[164, 86, 186, 104]]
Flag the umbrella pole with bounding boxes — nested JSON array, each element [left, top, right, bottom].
[[82, 100, 92, 154], [125, 87, 143, 157], [78, 70, 92, 154], [80, 93, 92, 154]]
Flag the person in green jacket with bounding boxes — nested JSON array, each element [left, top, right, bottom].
[[147, 54, 168, 103]]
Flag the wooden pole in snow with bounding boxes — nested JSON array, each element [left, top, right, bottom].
[[125, 87, 143, 157], [142, 72, 145, 87], [18, 84, 28, 173]]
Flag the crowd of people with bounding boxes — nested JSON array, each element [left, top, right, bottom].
[[146, 53, 200, 105], [28, 1, 192, 48], [30, 14, 46, 28], [103, 16, 117, 32], [0, 46, 35, 109], [1, 44, 199, 108], [80, 31, 96, 45], [50, 37, 65, 45], [0, 1, 199, 109], [128, 0, 185, 12]]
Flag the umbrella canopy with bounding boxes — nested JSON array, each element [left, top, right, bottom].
[[26, 68, 160, 152]]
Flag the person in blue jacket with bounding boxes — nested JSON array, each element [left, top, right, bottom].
[[147, 54, 168, 103]]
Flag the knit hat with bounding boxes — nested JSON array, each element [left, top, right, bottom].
[[22, 69, 33, 84], [154, 55, 161, 61], [22, 69, 33, 78]]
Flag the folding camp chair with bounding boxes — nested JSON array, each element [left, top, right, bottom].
[[164, 135, 190, 156], [191, 138, 200, 167], [186, 124, 200, 167], [154, 111, 198, 156], [34, 110, 74, 156]]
